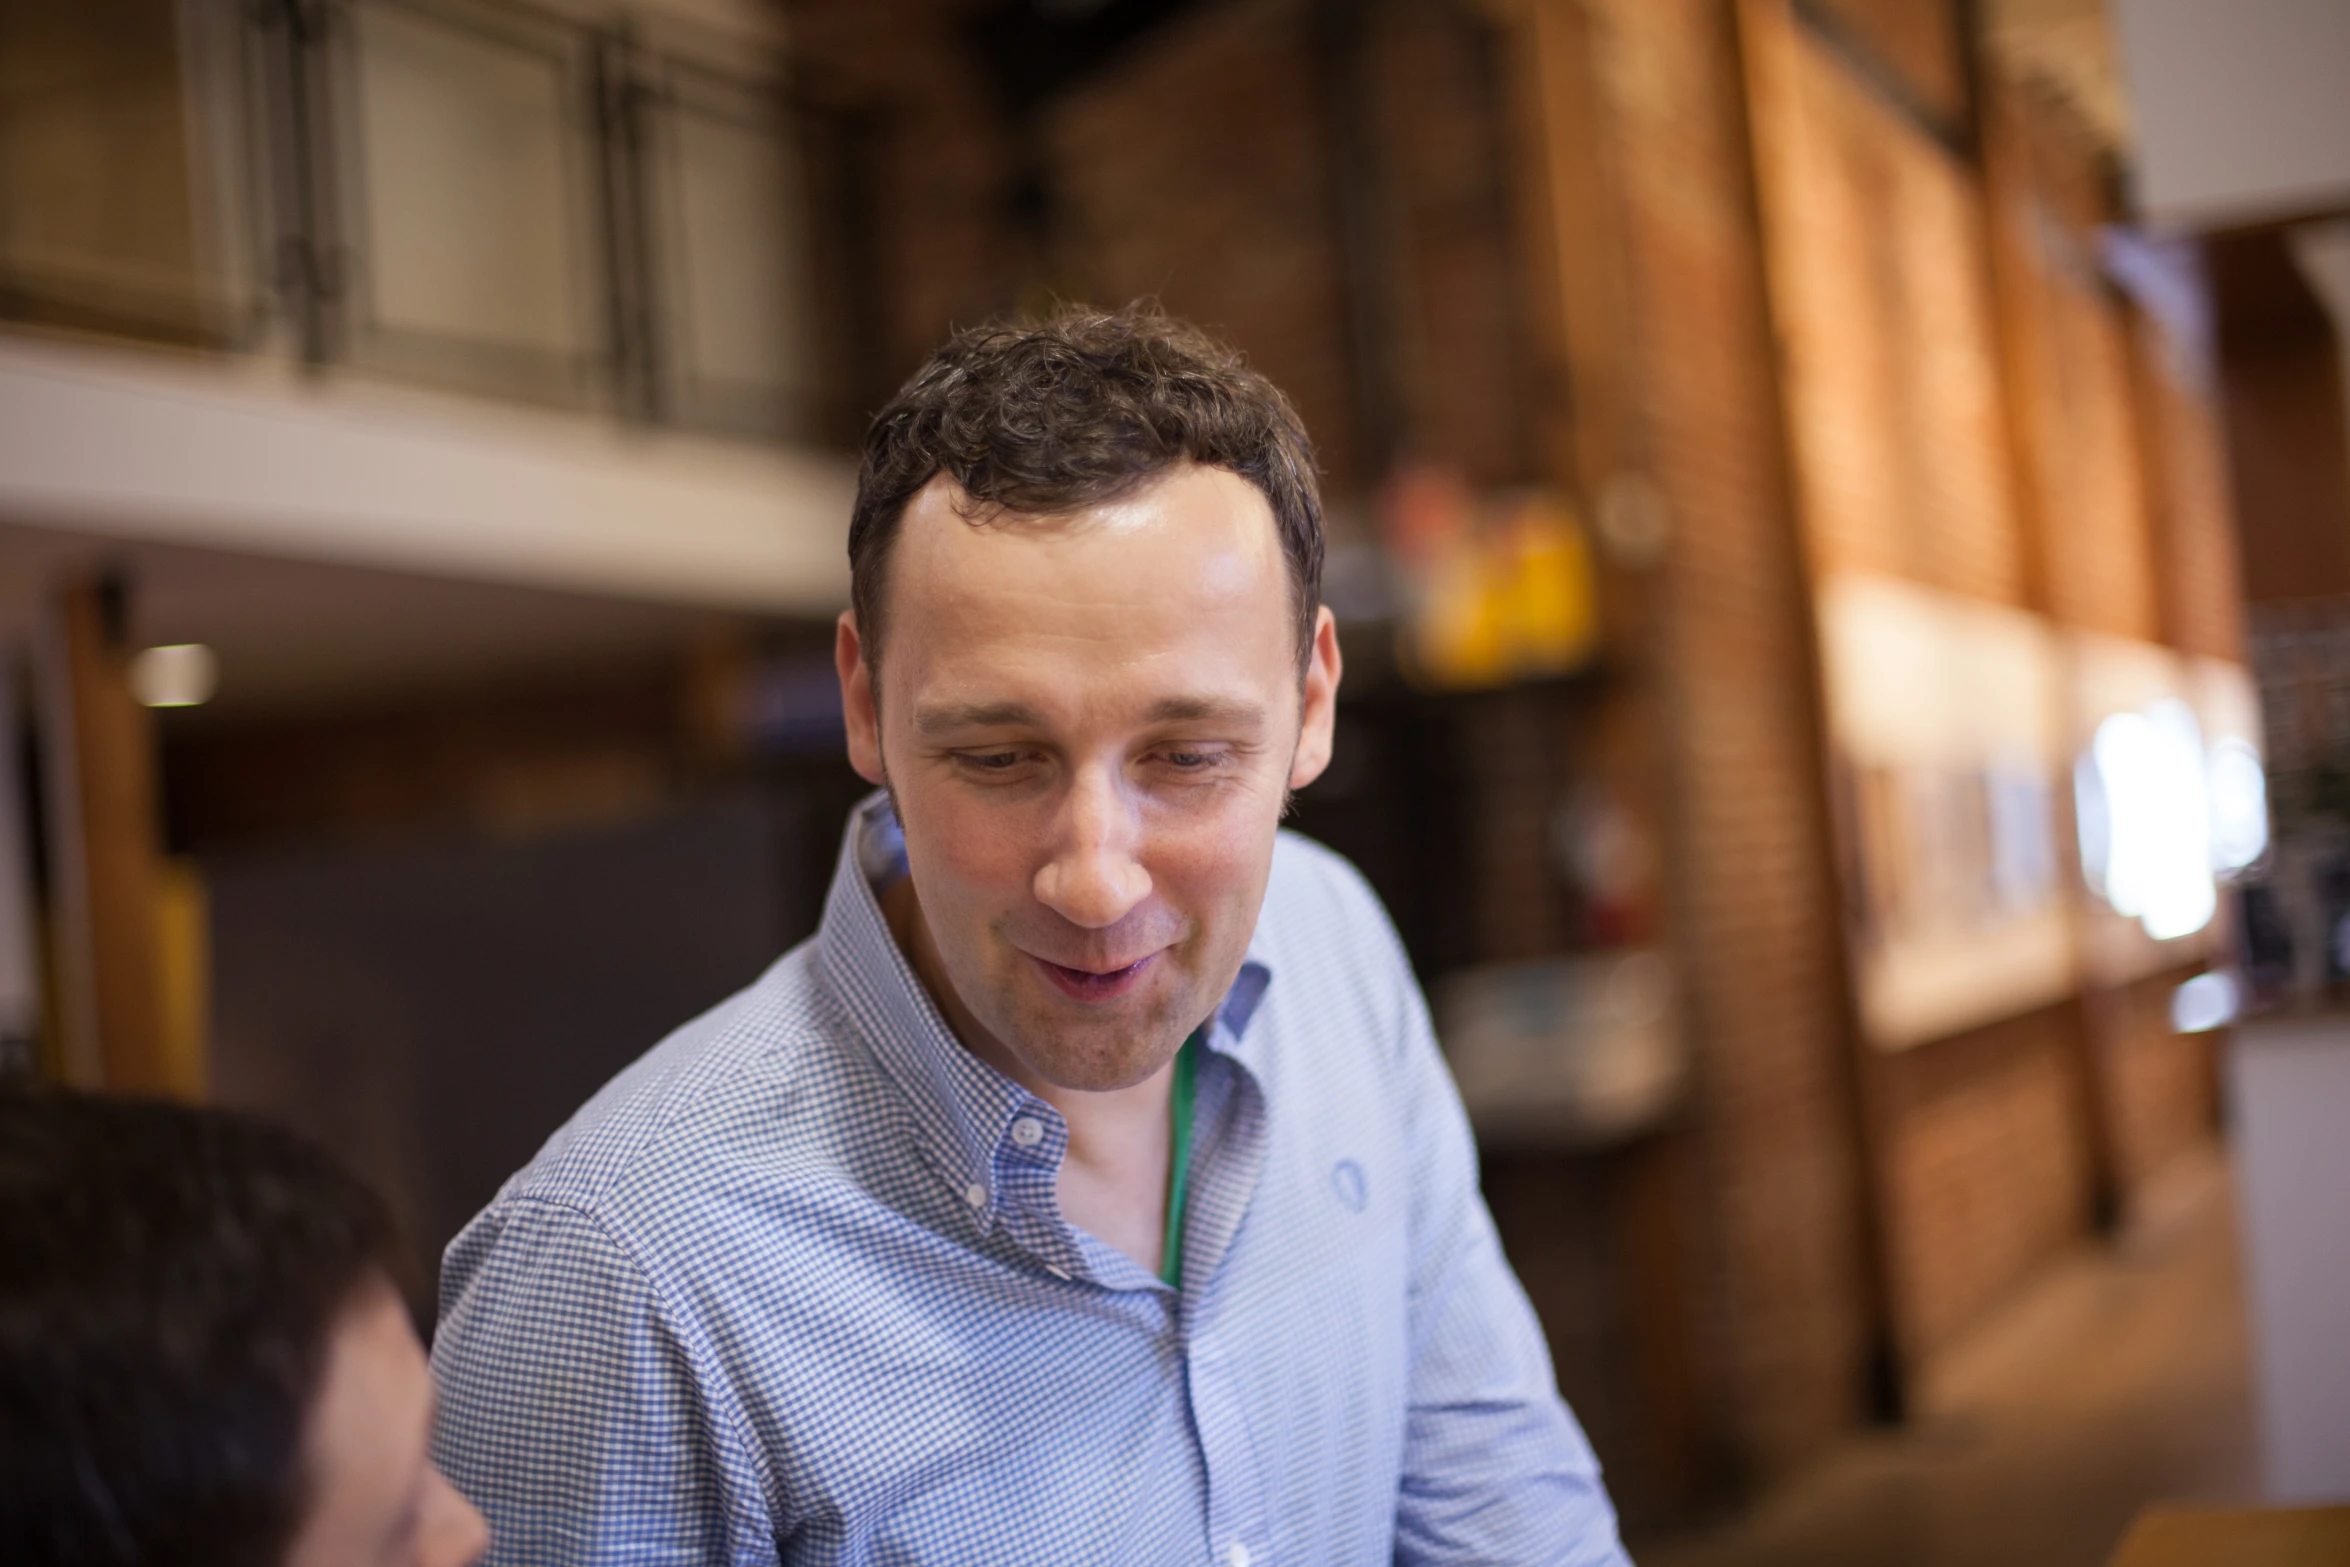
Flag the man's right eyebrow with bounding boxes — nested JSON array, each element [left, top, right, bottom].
[[912, 700, 1041, 735]]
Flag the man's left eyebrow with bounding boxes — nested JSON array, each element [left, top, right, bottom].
[[1145, 696, 1267, 726], [912, 700, 1041, 735]]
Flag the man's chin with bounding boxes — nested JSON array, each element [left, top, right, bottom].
[[1003, 1007, 1192, 1094]]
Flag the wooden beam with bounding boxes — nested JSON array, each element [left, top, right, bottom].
[[0, 653, 42, 1075], [37, 573, 173, 1093]]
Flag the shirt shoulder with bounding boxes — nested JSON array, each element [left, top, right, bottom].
[[481, 938, 848, 1230], [1263, 828, 1398, 932], [1252, 830, 1424, 1070], [1261, 829, 1413, 976]]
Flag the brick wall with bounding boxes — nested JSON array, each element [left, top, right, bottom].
[[2097, 963, 2221, 1196], [1740, 0, 2098, 1382], [1584, 0, 1873, 1473], [1873, 1004, 2093, 1355], [2133, 313, 2247, 659], [1054, 0, 1540, 490], [1370, 2, 1545, 486], [2110, 276, 2241, 1221], [1986, 74, 2161, 640], [1750, 15, 2024, 602], [796, 0, 1540, 497], [1804, 0, 1969, 128], [1987, 74, 2236, 1224], [785, 0, 1017, 388], [1047, 1, 1372, 483]]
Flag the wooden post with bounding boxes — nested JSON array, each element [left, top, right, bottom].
[[0, 653, 43, 1075], [36, 573, 174, 1093]]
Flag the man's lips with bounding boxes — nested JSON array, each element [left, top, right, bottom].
[[1030, 951, 1158, 1002]]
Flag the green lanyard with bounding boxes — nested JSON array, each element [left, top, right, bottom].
[[1159, 1032, 1201, 1288]]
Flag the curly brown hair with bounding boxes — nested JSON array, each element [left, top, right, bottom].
[[848, 304, 1325, 673]]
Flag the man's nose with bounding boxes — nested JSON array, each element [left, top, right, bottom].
[[1032, 769, 1152, 930]]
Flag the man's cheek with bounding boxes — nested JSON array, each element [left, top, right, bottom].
[[937, 848, 1018, 911]]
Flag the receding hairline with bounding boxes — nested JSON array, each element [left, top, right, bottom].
[[862, 462, 1310, 665]]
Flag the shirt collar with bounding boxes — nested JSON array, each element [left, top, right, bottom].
[[1207, 953, 1272, 1057], [817, 794, 1028, 1222], [816, 791, 1274, 1211]]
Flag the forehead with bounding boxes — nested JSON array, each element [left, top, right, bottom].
[[881, 465, 1294, 707]]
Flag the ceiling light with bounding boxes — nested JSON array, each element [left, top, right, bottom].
[[130, 643, 219, 708]]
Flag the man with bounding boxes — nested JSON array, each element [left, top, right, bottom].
[[0, 1085, 490, 1567], [431, 307, 1629, 1564]]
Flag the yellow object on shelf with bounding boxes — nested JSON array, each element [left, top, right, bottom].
[[1382, 466, 1599, 691], [154, 859, 209, 1101]]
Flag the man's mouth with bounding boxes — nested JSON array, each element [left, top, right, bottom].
[[1031, 952, 1157, 1002]]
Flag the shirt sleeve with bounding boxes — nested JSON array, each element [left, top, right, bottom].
[[429, 1196, 778, 1566], [1381, 922, 1635, 1566]]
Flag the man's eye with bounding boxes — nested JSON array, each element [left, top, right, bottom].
[[960, 751, 1027, 771], [1162, 750, 1227, 770]]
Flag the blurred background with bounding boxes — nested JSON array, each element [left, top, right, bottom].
[[3, 0, 2348, 1559]]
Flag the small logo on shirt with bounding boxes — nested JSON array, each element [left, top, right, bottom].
[[1331, 1159, 1368, 1213]]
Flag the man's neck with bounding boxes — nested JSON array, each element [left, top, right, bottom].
[[879, 874, 1177, 1273]]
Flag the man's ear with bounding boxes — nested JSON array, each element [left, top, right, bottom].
[[836, 610, 887, 786], [1287, 606, 1344, 791]]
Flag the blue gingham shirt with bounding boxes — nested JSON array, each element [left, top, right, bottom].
[[431, 794, 1628, 1565]]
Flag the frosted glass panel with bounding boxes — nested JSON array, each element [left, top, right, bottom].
[[349, 2, 583, 355], [670, 105, 807, 394], [651, 62, 815, 437]]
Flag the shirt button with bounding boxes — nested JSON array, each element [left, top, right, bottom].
[[1011, 1116, 1045, 1148], [963, 1183, 987, 1209], [1221, 1544, 1252, 1567]]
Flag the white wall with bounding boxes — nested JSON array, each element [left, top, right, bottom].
[[2115, 0, 2350, 230], [2231, 1019, 2350, 1502]]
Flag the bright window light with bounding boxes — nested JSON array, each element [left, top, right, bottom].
[[2074, 752, 2111, 901], [2207, 738, 2270, 874], [2170, 971, 2238, 1033], [2082, 701, 2215, 941], [130, 644, 219, 708]]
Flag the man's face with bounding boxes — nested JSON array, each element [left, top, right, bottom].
[[283, 1280, 488, 1567], [838, 463, 1341, 1092]]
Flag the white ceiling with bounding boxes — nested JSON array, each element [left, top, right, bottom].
[[0, 331, 857, 618], [2115, 0, 2350, 230]]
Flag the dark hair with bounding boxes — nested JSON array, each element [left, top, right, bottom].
[[848, 303, 1325, 672], [0, 1087, 408, 1567]]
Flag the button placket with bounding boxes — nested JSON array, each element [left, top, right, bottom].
[[1185, 1324, 1270, 1567], [1177, 1052, 1270, 1567], [990, 1102, 1089, 1281]]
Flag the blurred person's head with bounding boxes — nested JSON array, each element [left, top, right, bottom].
[[0, 1086, 489, 1567], [836, 303, 1342, 1096]]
